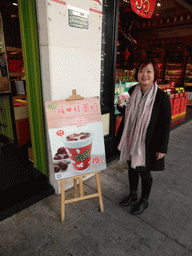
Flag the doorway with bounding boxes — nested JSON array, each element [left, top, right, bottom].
[[0, 0, 33, 162], [0, 0, 48, 176]]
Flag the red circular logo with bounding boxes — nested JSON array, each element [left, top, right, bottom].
[[130, 0, 156, 19], [56, 130, 64, 137]]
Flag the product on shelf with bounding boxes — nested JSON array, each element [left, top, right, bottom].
[[165, 62, 184, 87], [184, 63, 192, 87], [159, 84, 188, 118]]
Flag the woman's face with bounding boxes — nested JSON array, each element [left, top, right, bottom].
[[137, 63, 155, 89]]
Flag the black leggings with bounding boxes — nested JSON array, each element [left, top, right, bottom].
[[128, 163, 153, 200]]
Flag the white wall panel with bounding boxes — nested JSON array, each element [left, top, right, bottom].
[[49, 46, 101, 100], [36, 0, 103, 193], [47, 0, 102, 51]]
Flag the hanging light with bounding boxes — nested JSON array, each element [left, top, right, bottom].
[[12, 3, 18, 6], [157, 0, 161, 7]]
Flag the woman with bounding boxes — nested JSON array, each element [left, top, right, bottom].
[[117, 59, 171, 215]]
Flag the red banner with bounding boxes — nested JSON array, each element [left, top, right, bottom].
[[130, 0, 156, 19]]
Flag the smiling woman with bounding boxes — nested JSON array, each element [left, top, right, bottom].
[[135, 59, 159, 93], [116, 59, 171, 215]]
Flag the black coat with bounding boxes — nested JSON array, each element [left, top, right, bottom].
[[115, 85, 171, 171]]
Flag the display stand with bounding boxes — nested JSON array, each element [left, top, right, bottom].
[[58, 90, 104, 222], [60, 171, 104, 222]]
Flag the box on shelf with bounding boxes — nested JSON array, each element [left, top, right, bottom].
[[187, 92, 192, 105], [14, 80, 26, 95], [8, 59, 23, 72], [167, 87, 188, 118]]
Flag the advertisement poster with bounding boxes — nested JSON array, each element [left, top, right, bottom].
[[45, 97, 106, 180]]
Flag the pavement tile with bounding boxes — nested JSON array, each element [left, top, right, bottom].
[[0, 246, 9, 256], [146, 215, 192, 251], [84, 172, 133, 204], [37, 238, 75, 256], [37, 243, 65, 256], [72, 198, 165, 254], [99, 239, 131, 256], [28, 200, 61, 225], [111, 221, 166, 256], [2, 237, 39, 256], [98, 199, 143, 230], [102, 166, 128, 186], [156, 237, 192, 256], [83, 214, 137, 250], [28, 201, 84, 250], [0, 216, 26, 246], [43, 190, 75, 215], [11, 211, 55, 249], [63, 238, 102, 256]]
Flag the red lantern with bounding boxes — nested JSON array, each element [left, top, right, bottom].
[[142, 51, 147, 60], [183, 50, 189, 60], [160, 50, 166, 59], [124, 50, 131, 61]]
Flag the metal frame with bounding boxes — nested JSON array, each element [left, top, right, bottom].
[[101, 0, 120, 158]]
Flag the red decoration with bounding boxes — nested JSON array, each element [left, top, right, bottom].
[[183, 50, 189, 58], [130, 0, 156, 19], [124, 50, 131, 61], [160, 51, 166, 59], [142, 51, 147, 60]]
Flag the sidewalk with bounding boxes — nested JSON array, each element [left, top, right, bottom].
[[1, 121, 192, 256]]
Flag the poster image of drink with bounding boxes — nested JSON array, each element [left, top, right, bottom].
[[45, 97, 106, 180]]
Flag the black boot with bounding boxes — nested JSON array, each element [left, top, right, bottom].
[[119, 192, 138, 207], [130, 175, 153, 215], [120, 164, 139, 207], [130, 198, 148, 215]]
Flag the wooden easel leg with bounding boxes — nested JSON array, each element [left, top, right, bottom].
[[95, 172, 104, 212], [61, 180, 65, 222], [60, 172, 104, 222], [74, 178, 77, 198], [79, 176, 84, 197]]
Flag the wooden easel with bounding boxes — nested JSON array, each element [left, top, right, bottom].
[[60, 90, 104, 222], [60, 171, 104, 222]]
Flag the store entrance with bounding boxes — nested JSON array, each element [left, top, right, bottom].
[[0, 0, 33, 162], [101, 0, 192, 163], [114, 0, 192, 132]]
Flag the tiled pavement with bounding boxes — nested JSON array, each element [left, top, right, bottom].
[[1, 121, 192, 255]]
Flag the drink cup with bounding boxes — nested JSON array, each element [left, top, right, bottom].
[[63, 132, 93, 171], [118, 91, 129, 107]]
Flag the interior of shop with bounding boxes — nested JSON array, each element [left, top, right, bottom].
[[0, 0, 55, 221], [0, 0, 33, 160], [115, 0, 192, 131]]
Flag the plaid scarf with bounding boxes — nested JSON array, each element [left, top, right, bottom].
[[118, 82, 158, 168]]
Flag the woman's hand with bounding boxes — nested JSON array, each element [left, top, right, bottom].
[[156, 152, 165, 160], [117, 95, 124, 107]]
